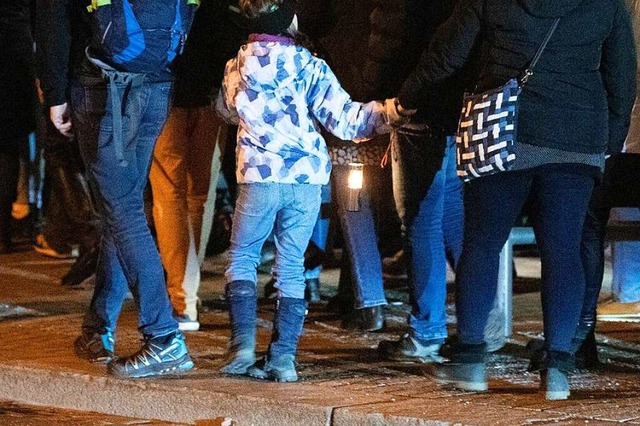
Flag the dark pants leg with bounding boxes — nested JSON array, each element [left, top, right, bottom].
[[0, 137, 21, 247], [456, 166, 594, 360]]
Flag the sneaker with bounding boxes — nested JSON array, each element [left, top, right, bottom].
[[74, 331, 114, 363], [107, 331, 194, 378], [597, 301, 640, 322], [540, 368, 570, 400], [378, 333, 444, 363], [176, 314, 200, 332], [34, 234, 78, 259]]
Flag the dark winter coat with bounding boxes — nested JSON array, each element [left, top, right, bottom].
[[398, 0, 637, 155], [1, 0, 37, 140], [36, 0, 99, 108], [171, 0, 248, 108]]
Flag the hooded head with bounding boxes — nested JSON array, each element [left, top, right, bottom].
[[241, 0, 298, 35], [517, 0, 585, 18]]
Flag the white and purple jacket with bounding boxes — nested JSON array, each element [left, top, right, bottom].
[[217, 34, 388, 185]]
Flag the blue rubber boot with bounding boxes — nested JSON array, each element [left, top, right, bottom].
[[220, 280, 257, 375], [249, 297, 307, 382]]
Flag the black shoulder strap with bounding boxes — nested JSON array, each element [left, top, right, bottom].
[[521, 18, 560, 85]]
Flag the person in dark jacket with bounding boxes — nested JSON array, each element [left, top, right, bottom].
[[392, 0, 636, 399], [0, 0, 37, 253]]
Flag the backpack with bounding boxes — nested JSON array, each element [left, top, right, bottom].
[[85, 0, 199, 74]]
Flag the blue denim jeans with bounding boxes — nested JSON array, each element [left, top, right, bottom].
[[333, 165, 388, 309], [304, 184, 331, 281], [71, 77, 178, 338], [391, 127, 463, 343], [226, 183, 321, 299], [610, 208, 640, 302], [456, 165, 595, 354]]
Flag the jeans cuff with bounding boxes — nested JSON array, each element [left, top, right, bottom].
[[450, 342, 487, 364]]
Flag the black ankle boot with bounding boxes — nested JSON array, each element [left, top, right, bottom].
[[343, 305, 384, 332]]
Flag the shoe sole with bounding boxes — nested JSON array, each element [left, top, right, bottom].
[[597, 315, 640, 322], [433, 377, 488, 392], [384, 354, 445, 364], [34, 246, 76, 259], [544, 390, 570, 400], [178, 322, 200, 332], [109, 357, 194, 379]]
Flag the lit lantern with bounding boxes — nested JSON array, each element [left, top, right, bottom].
[[347, 162, 363, 212]]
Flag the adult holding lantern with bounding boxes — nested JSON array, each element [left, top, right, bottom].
[[389, 0, 636, 399]]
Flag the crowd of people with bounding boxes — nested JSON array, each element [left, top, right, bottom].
[[1, 0, 637, 401]]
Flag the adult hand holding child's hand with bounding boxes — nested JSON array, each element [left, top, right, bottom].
[[384, 98, 416, 127]]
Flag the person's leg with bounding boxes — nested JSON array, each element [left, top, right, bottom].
[[379, 126, 449, 360], [72, 78, 190, 377], [302, 183, 331, 302], [257, 183, 320, 382], [431, 169, 532, 391], [333, 166, 387, 309], [149, 107, 192, 318], [222, 183, 279, 374], [0, 138, 21, 251], [609, 208, 640, 303], [531, 167, 594, 399]]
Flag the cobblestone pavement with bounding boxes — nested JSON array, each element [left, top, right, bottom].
[[1, 248, 640, 425]]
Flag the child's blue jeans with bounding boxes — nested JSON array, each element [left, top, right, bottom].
[[225, 182, 321, 299]]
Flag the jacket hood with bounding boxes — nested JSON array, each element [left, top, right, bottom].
[[518, 0, 584, 18], [236, 41, 312, 92]]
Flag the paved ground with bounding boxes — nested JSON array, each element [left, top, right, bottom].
[[2, 246, 640, 425]]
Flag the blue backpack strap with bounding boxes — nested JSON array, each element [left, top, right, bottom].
[[99, 68, 145, 167]]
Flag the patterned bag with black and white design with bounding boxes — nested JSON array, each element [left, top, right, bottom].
[[456, 78, 520, 181], [455, 18, 560, 182]]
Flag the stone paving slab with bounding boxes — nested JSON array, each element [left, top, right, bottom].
[[3, 250, 640, 425]]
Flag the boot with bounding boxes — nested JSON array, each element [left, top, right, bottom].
[[540, 368, 570, 400], [426, 343, 487, 392], [540, 350, 573, 400], [220, 280, 257, 375], [249, 297, 307, 382]]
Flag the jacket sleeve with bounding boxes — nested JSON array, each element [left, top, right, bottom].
[[306, 58, 389, 142], [397, 0, 482, 110], [216, 58, 240, 125], [36, 0, 72, 107], [601, 0, 637, 154]]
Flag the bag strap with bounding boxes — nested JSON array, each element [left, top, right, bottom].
[[520, 18, 561, 85]]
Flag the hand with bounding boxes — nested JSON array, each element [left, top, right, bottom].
[[384, 98, 415, 127], [50, 103, 73, 137]]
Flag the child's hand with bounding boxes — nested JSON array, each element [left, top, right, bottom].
[[384, 98, 416, 127]]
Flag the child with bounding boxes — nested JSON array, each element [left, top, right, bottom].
[[216, 0, 402, 382]]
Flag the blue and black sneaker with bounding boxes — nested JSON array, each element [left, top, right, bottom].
[[107, 331, 194, 378], [74, 331, 115, 363]]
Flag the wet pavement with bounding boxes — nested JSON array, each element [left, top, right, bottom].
[[1, 247, 640, 425]]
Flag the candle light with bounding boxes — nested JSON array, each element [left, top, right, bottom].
[[347, 162, 363, 211]]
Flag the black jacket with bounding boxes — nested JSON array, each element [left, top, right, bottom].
[[398, 0, 637, 154], [1, 0, 36, 139], [171, 0, 248, 108], [36, 0, 99, 107]]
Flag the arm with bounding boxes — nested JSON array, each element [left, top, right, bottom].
[[397, 0, 482, 110], [600, 0, 637, 154], [306, 58, 389, 142], [36, 0, 73, 135], [215, 58, 240, 125]]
